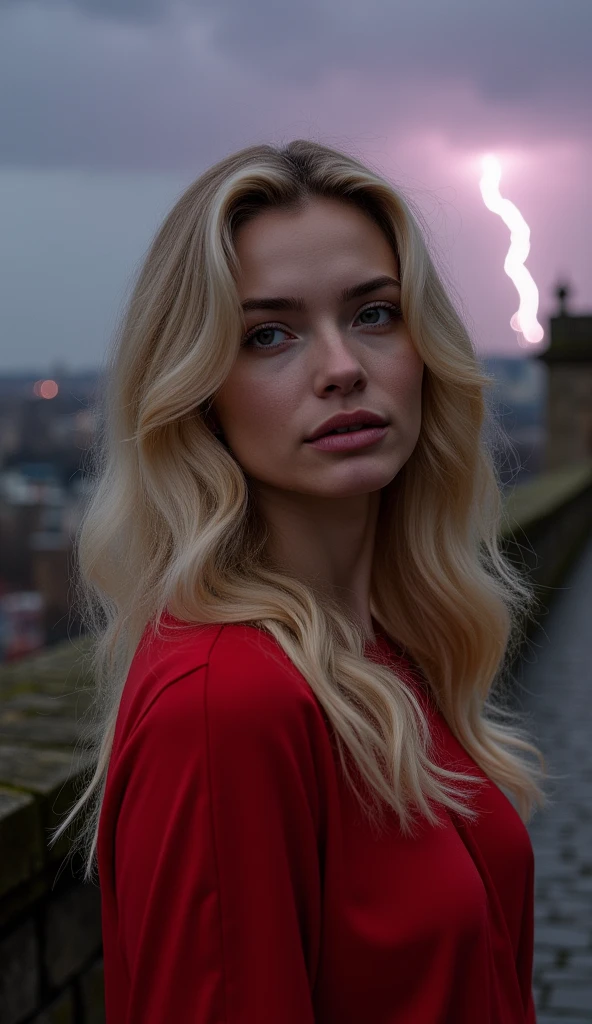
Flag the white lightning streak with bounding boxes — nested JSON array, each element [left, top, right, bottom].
[[479, 154, 544, 345]]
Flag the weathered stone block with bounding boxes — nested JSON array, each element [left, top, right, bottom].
[[0, 745, 95, 863], [4, 676, 91, 700], [0, 745, 89, 797], [5, 691, 94, 717], [0, 786, 44, 898], [44, 883, 102, 988], [0, 872, 47, 933], [0, 918, 39, 1024], [0, 715, 84, 748]]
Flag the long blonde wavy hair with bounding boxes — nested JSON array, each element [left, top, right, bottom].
[[50, 138, 549, 883]]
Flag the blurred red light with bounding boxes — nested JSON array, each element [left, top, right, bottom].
[[39, 380, 59, 399]]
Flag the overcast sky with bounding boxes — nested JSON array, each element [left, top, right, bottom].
[[0, 0, 590, 372]]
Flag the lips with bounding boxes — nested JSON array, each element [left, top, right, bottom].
[[321, 424, 375, 437], [306, 411, 388, 442]]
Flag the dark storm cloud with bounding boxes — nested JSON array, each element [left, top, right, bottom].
[[5, 0, 591, 97], [0, 0, 589, 170], [0, 0, 167, 22], [197, 0, 592, 104]]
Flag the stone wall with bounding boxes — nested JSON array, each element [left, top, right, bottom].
[[0, 458, 591, 1022], [0, 642, 104, 1024], [544, 364, 592, 472], [501, 459, 592, 653]]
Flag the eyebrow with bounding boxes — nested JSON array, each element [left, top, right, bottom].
[[240, 275, 401, 313]]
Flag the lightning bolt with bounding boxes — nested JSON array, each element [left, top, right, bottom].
[[479, 154, 544, 345]]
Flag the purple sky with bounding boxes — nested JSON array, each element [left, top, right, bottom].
[[0, 0, 590, 371]]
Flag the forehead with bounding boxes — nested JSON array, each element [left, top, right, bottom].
[[233, 198, 398, 294]]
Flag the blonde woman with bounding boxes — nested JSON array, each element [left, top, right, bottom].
[[51, 140, 549, 1023]]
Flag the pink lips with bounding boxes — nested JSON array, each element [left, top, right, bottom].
[[305, 425, 388, 452], [306, 410, 388, 442]]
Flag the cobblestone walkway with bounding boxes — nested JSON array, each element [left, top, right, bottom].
[[514, 531, 592, 1022]]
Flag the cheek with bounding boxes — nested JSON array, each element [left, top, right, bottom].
[[386, 351, 424, 418], [216, 371, 295, 437], [249, 391, 294, 431]]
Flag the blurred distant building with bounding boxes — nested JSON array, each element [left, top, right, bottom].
[[0, 464, 92, 658], [482, 356, 546, 487], [536, 283, 592, 471]]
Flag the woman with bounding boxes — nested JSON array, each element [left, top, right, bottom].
[[51, 139, 549, 1022]]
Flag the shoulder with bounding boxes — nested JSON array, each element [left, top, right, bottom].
[[104, 618, 333, 845], [113, 614, 326, 757]]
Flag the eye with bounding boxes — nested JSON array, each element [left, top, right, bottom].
[[354, 301, 403, 328], [241, 324, 293, 351], [241, 301, 403, 352]]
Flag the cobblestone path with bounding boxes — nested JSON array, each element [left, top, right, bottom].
[[514, 531, 592, 1022]]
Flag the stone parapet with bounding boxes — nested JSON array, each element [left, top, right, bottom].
[[0, 639, 104, 1024]]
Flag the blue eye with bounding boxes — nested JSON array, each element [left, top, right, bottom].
[[356, 304, 402, 328], [241, 301, 403, 351], [242, 325, 289, 350]]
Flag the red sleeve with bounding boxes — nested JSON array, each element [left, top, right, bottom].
[[114, 660, 322, 1023]]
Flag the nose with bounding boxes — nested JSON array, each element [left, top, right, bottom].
[[311, 329, 368, 393]]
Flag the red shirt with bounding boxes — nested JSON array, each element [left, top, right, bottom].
[[97, 614, 536, 1023]]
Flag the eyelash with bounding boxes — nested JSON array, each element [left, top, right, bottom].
[[241, 301, 403, 351]]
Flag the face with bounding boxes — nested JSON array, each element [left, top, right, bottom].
[[210, 197, 424, 507]]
